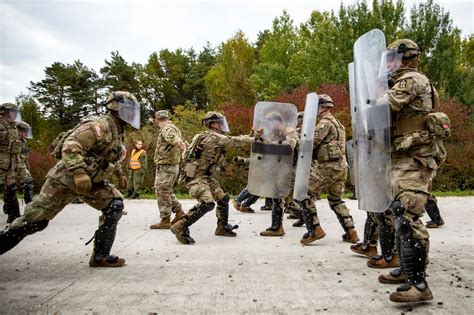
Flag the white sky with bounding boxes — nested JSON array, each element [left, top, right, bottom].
[[0, 0, 472, 103]]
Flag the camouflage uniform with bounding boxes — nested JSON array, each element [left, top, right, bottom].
[[377, 39, 446, 302], [171, 112, 255, 244], [126, 146, 147, 198], [298, 95, 359, 245], [425, 139, 446, 228], [0, 103, 23, 223], [16, 122, 34, 205], [232, 157, 259, 213], [151, 110, 185, 229], [0, 91, 140, 268]]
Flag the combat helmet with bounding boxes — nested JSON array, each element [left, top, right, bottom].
[[0, 102, 19, 114], [16, 121, 33, 139], [318, 94, 334, 108], [387, 39, 421, 59], [202, 111, 229, 132], [103, 91, 141, 129]]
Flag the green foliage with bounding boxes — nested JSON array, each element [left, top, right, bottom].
[[205, 31, 256, 107]]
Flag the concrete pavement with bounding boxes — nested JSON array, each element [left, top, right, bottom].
[[0, 197, 472, 314]]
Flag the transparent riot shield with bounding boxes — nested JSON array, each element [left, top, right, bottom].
[[293, 93, 319, 201], [352, 29, 391, 212], [248, 102, 297, 199], [348, 62, 358, 192]]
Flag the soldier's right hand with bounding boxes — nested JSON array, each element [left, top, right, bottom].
[[73, 171, 92, 194]]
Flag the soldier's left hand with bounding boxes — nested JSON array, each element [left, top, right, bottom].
[[178, 141, 186, 152]]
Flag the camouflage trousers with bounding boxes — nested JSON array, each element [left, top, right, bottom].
[[186, 175, 226, 220], [17, 165, 32, 183], [127, 169, 144, 194], [283, 168, 299, 211], [154, 164, 182, 219], [305, 164, 355, 228], [0, 167, 16, 188], [11, 176, 123, 229], [389, 156, 436, 254]]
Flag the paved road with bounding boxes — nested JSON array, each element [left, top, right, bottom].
[[0, 197, 472, 314]]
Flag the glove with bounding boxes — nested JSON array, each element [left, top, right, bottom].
[[73, 171, 92, 194], [251, 128, 264, 140], [118, 175, 128, 189]]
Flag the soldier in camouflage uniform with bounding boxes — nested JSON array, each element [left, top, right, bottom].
[[149, 110, 186, 230], [259, 111, 299, 237], [232, 157, 259, 213], [170, 111, 257, 244], [0, 91, 139, 269], [0, 103, 23, 224], [376, 39, 448, 302], [15, 121, 34, 205], [297, 94, 359, 245]]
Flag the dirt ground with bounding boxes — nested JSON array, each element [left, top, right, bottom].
[[0, 197, 472, 314]]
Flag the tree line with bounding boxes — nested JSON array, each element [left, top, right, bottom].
[[15, 0, 474, 193]]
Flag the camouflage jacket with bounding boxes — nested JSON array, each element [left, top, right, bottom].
[[154, 122, 183, 165], [0, 118, 22, 172], [185, 130, 254, 178], [388, 68, 438, 159], [47, 114, 124, 183], [313, 112, 347, 170]]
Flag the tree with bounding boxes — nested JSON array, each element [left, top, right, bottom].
[[101, 51, 140, 98], [205, 31, 256, 107]]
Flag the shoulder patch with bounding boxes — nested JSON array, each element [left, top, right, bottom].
[[399, 80, 407, 88], [90, 124, 103, 139]]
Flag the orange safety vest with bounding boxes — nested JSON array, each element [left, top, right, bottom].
[[129, 149, 144, 170]]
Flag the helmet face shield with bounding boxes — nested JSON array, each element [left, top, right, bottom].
[[3, 109, 19, 122], [215, 116, 230, 133], [117, 98, 140, 129], [19, 127, 33, 139], [379, 49, 403, 77]]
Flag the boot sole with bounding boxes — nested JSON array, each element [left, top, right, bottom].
[[150, 225, 171, 229], [350, 247, 378, 258], [378, 275, 406, 284], [260, 232, 285, 237], [389, 291, 433, 303], [367, 260, 400, 269]]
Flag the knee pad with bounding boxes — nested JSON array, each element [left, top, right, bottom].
[[108, 198, 124, 212], [103, 199, 124, 222], [390, 200, 405, 217], [217, 194, 230, 207]]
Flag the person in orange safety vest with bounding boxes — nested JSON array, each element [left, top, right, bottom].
[[127, 140, 147, 199]]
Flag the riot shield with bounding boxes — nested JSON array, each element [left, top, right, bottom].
[[293, 93, 319, 201], [352, 29, 391, 212], [248, 102, 297, 199], [348, 62, 358, 190]]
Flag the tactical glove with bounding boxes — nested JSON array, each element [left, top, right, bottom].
[[73, 171, 92, 194]]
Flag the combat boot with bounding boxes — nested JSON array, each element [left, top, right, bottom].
[[260, 200, 284, 236], [350, 243, 378, 258], [215, 222, 237, 237], [89, 251, 125, 267], [260, 225, 285, 236], [171, 209, 186, 225], [342, 227, 359, 243], [389, 283, 433, 303], [300, 225, 326, 245], [170, 219, 195, 244], [426, 219, 444, 228], [260, 198, 272, 211], [292, 209, 304, 227], [150, 216, 171, 229], [367, 254, 400, 268], [231, 199, 241, 211], [378, 268, 406, 284], [239, 205, 255, 213]]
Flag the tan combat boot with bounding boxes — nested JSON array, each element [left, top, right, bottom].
[[215, 222, 237, 237], [170, 219, 193, 244], [342, 227, 360, 243], [367, 254, 400, 268], [239, 205, 255, 213], [171, 209, 186, 225], [350, 243, 378, 258], [89, 251, 125, 268], [300, 225, 326, 245], [378, 268, 406, 284], [389, 284, 433, 302], [150, 216, 171, 229], [260, 225, 285, 237], [231, 199, 241, 211]]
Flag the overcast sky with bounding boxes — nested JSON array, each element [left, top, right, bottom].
[[0, 0, 472, 103]]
